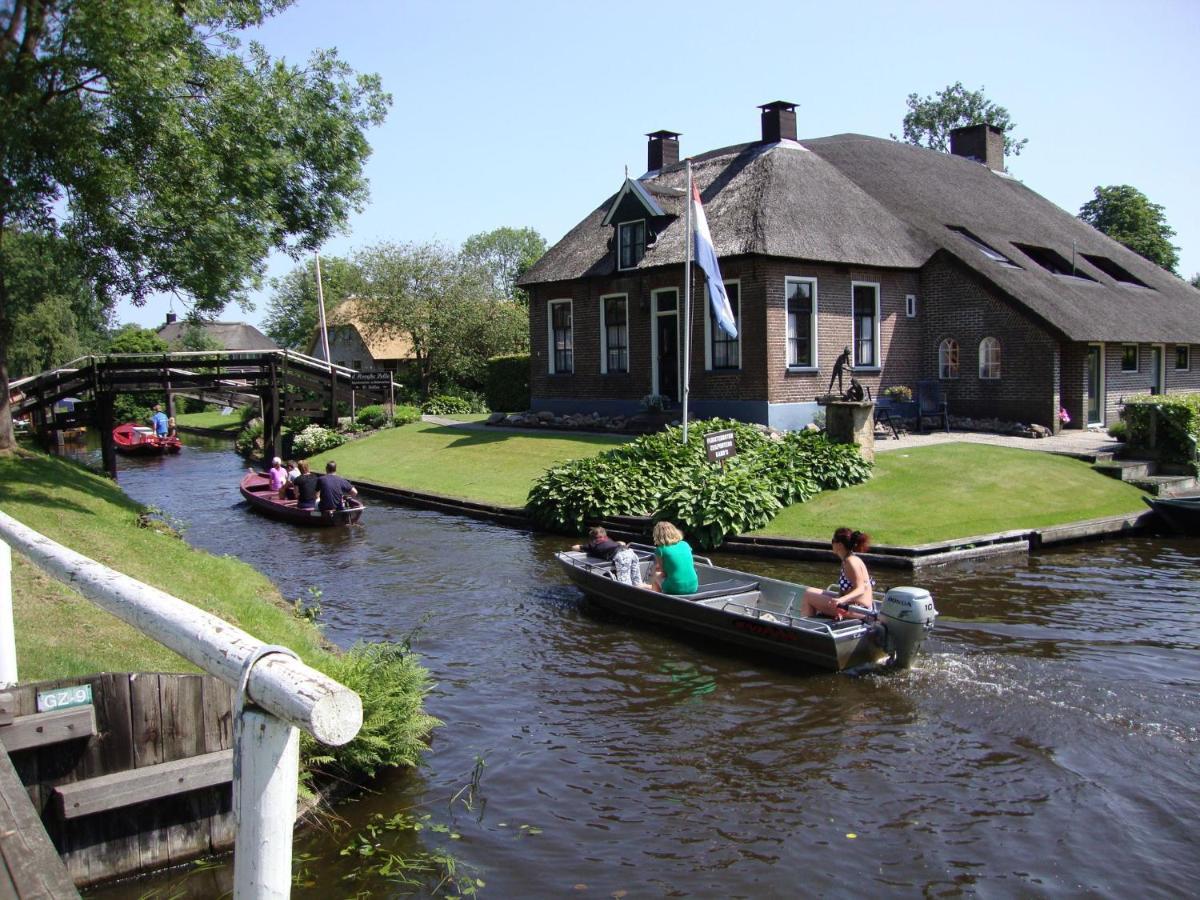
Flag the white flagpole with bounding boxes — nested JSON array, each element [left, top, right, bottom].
[[682, 161, 693, 444], [315, 253, 331, 370]]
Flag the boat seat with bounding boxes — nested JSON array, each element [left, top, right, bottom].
[[681, 579, 760, 601]]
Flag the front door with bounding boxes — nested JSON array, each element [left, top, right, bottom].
[[1150, 345, 1165, 395], [656, 313, 679, 403], [1086, 344, 1103, 425]]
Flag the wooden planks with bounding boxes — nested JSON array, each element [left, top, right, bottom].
[[54, 750, 232, 819], [0, 750, 79, 898], [0, 707, 96, 754]]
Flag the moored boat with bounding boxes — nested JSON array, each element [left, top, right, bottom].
[[1143, 495, 1200, 534], [239, 471, 364, 526], [112, 422, 182, 455], [555, 545, 937, 672]]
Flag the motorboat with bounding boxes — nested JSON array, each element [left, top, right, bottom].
[[555, 545, 937, 672], [1143, 495, 1200, 534], [239, 471, 364, 526], [112, 422, 182, 455]]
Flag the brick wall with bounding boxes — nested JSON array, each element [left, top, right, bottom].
[[1103, 342, 1200, 422]]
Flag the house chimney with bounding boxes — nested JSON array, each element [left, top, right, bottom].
[[166, 312, 177, 325], [759, 101, 798, 143], [949, 123, 1005, 173], [646, 130, 681, 172]]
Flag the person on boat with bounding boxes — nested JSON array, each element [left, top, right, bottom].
[[317, 460, 358, 512], [285, 459, 301, 483], [646, 521, 699, 595], [166, 416, 177, 438], [150, 404, 169, 438], [800, 528, 875, 620], [267, 456, 289, 494], [572, 526, 641, 586], [292, 460, 320, 510]]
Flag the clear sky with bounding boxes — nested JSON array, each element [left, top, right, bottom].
[[117, 0, 1200, 331]]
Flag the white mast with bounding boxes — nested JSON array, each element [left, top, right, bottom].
[[315, 253, 331, 369], [682, 160, 693, 444]]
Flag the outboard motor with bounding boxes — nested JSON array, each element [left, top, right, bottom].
[[876, 587, 938, 668]]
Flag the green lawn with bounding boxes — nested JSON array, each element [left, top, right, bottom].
[[174, 408, 244, 431], [311, 421, 629, 507], [755, 443, 1149, 545]]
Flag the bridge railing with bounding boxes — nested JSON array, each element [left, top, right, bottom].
[[0, 510, 361, 898]]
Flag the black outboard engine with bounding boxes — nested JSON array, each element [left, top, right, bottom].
[[876, 587, 938, 667]]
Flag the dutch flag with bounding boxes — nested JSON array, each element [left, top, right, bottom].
[[692, 182, 737, 338]]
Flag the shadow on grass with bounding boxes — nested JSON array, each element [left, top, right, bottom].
[[423, 424, 626, 450], [0, 452, 140, 516]]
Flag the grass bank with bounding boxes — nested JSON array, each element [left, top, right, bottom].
[[312, 421, 629, 507], [753, 443, 1148, 545], [174, 409, 244, 431]]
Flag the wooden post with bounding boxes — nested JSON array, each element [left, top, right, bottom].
[[328, 367, 339, 428], [234, 708, 299, 899], [0, 540, 16, 687], [265, 356, 281, 463], [98, 391, 117, 479]]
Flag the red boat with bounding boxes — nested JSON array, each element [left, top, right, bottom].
[[112, 422, 183, 455], [239, 471, 365, 526]]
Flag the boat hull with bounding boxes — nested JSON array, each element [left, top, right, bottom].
[[239, 472, 364, 527], [555, 550, 888, 672], [113, 423, 182, 455], [1144, 495, 1200, 534]]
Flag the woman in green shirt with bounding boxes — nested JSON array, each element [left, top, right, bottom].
[[648, 521, 699, 595]]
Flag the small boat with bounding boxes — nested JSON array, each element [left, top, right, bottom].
[[239, 471, 364, 526], [555, 546, 938, 672], [1143, 495, 1200, 534], [112, 422, 182, 455]]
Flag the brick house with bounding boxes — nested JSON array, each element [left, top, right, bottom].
[[518, 101, 1200, 431]]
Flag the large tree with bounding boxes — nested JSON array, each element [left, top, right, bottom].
[[896, 82, 1027, 158], [1191, 273, 1200, 290], [262, 255, 360, 351], [460, 226, 546, 304], [355, 241, 528, 397], [0, 1, 390, 449], [1078, 185, 1180, 274]]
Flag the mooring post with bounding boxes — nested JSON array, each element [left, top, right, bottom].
[[234, 707, 300, 899], [0, 540, 16, 686]]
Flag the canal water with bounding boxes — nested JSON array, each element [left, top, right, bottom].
[[83, 437, 1199, 897]]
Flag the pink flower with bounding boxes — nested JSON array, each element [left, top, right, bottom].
[[1059, 407, 1071, 424]]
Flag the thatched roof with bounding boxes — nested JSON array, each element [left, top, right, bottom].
[[157, 321, 278, 351], [522, 132, 1200, 343], [316, 298, 415, 361]]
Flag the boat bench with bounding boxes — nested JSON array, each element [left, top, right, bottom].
[[683, 579, 760, 601]]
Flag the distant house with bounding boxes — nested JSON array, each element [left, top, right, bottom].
[[518, 101, 1200, 431], [157, 313, 278, 351], [306, 298, 415, 372]]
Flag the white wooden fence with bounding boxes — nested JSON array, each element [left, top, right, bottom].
[[0, 509, 362, 899]]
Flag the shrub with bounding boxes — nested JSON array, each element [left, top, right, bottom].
[[1106, 419, 1127, 440], [657, 466, 782, 550], [1122, 393, 1200, 463], [292, 424, 345, 457], [235, 419, 263, 457], [421, 393, 487, 415], [356, 404, 390, 429], [485, 353, 530, 412], [239, 403, 259, 424], [393, 403, 421, 425], [882, 385, 912, 402]]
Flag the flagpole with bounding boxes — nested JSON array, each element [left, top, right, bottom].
[[315, 253, 331, 370], [682, 161, 692, 445]]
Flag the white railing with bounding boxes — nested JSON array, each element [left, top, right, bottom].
[[0, 509, 361, 899]]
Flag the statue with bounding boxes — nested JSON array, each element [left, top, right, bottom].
[[827, 346, 852, 396], [845, 378, 864, 402]]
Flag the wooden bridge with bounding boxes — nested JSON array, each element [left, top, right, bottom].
[[9, 350, 397, 476]]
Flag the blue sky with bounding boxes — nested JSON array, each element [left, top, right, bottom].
[[118, 0, 1200, 330]]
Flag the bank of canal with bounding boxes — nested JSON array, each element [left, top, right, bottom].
[[89, 438, 1199, 897]]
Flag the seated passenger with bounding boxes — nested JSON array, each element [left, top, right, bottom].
[[800, 527, 876, 620], [646, 521, 698, 596], [572, 526, 641, 586], [317, 460, 358, 512], [292, 460, 320, 510], [268, 456, 289, 496]]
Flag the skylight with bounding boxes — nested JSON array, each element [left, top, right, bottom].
[[1012, 243, 1096, 281], [1080, 254, 1150, 288], [947, 226, 1020, 267]]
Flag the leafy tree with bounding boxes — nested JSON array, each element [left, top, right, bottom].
[[107, 324, 168, 355], [1191, 273, 1200, 290], [461, 226, 547, 304], [355, 242, 528, 397], [896, 82, 1027, 158], [174, 321, 223, 352], [263, 256, 360, 351], [1078, 185, 1180, 274], [0, 1, 390, 450]]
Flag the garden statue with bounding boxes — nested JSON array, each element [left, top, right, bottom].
[[827, 346, 852, 396], [845, 378, 864, 402]]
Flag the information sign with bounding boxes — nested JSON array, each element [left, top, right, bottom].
[[350, 370, 394, 386], [704, 429, 737, 463], [37, 684, 93, 713]]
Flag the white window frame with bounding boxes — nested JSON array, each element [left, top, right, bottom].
[[979, 337, 1001, 380], [1087, 342, 1106, 427], [1151, 344, 1167, 395], [650, 287, 679, 399], [617, 220, 646, 271], [546, 298, 573, 375], [1175, 345, 1191, 372], [939, 338, 960, 380], [785, 277, 818, 370], [599, 293, 629, 375], [1120, 343, 1139, 373], [850, 281, 881, 370], [704, 279, 742, 371], [905, 294, 917, 317]]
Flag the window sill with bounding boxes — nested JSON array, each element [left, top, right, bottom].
[[854, 366, 881, 373], [785, 366, 818, 374]]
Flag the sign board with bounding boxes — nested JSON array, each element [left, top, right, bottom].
[[350, 371, 394, 386], [704, 429, 737, 463], [37, 683, 93, 713]]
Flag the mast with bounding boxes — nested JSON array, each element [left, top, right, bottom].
[[315, 253, 331, 369], [682, 161, 693, 444]]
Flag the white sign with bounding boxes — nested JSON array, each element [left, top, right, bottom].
[[37, 683, 93, 712]]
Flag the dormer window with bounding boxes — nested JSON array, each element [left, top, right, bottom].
[[618, 221, 646, 269]]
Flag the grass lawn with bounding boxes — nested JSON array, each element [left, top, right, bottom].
[[311, 421, 629, 507], [0, 450, 332, 680], [174, 408, 244, 431], [755, 443, 1149, 545]]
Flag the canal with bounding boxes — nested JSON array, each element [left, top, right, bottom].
[[86, 436, 1200, 897]]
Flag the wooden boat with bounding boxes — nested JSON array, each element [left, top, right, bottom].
[[1143, 495, 1200, 534], [239, 471, 364, 526], [555, 545, 938, 671], [112, 422, 182, 455]]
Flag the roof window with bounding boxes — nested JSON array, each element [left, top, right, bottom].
[[947, 226, 1020, 267], [1080, 254, 1150, 288], [1012, 243, 1096, 281]]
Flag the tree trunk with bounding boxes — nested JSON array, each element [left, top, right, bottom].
[[0, 240, 15, 452]]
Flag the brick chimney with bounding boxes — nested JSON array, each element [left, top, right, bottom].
[[166, 312, 177, 325], [759, 101, 798, 143], [949, 123, 1005, 173], [646, 130, 680, 172]]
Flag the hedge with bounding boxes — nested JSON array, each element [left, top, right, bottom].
[[485, 353, 530, 412]]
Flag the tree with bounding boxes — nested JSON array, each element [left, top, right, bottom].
[[174, 321, 223, 353], [106, 324, 169, 355], [460, 226, 547, 304], [0, 1, 390, 450], [263, 256, 361, 351], [355, 242, 528, 397], [1191, 273, 1200, 290], [896, 82, 1027, 158], [1078, 185, 1180, 274]]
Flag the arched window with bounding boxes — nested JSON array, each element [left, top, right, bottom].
[[939, 339, 959, 379], [979, 337, 1001, 379]]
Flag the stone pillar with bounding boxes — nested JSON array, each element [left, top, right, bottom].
[[819, 399, 876, 463]]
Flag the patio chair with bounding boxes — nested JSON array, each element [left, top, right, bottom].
[[916, 379, 950, 433], [873, 397, 901, 440]]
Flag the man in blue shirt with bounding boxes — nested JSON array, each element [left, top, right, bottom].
[[150, 404, 169, 437], [317, 460, 358, 512]]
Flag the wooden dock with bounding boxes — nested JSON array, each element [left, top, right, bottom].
[[0, 740, 79, 899]]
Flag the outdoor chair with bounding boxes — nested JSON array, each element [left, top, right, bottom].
[[873, 397, 901, 440], [916, 379, 950, 433]]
